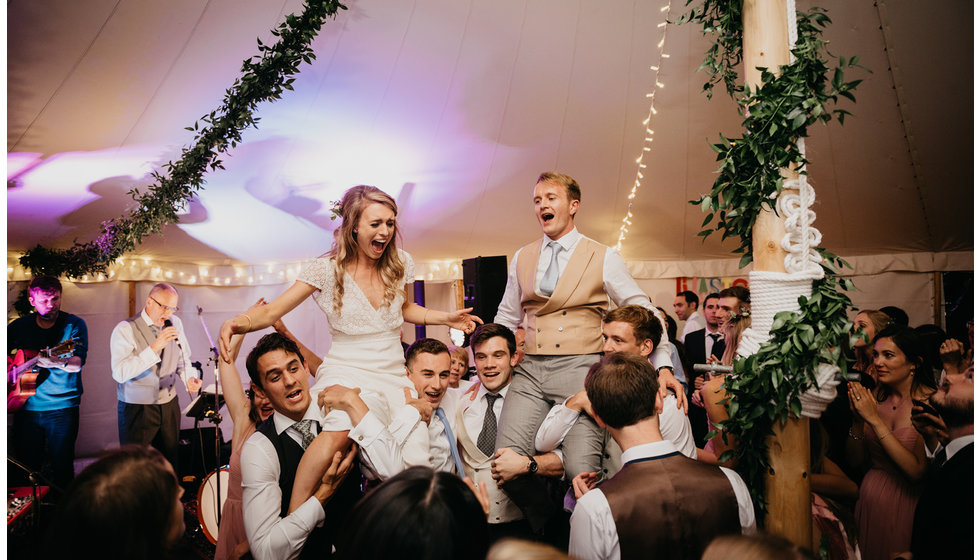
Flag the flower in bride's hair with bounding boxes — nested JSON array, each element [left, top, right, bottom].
[[328, 199, 343, 221]]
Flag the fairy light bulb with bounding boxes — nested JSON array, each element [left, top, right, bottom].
[[616, 1, 672, 253]]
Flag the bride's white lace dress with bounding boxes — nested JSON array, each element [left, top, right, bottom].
[[298, 248, 417, 431]]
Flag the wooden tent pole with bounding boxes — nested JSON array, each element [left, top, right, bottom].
[[742, 0, 812, 548]]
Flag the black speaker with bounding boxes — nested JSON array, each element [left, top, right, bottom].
[[462, 256, 509, 326], [178, 427, 227, 483]]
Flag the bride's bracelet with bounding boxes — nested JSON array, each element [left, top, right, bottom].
[[237, 314, 252, 332], [423, 309, 429, 325]]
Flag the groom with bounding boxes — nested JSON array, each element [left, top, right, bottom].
[[493, 171, 683, 532]]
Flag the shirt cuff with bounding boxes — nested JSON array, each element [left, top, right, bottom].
[[349, 410, 385, 446], [140, 345, 161, 365], [297, 495, 327, 528]]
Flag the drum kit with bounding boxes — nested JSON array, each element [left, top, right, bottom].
[[196, 466, 230, 544]]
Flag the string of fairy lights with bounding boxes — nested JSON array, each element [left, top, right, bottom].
[[615, 2, 673, 253], [5, 255, 464, 286]]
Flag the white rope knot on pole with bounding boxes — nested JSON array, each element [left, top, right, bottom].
[[736, 269, 839, 419]]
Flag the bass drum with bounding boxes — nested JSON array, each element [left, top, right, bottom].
[[196, 466, 230, 544]]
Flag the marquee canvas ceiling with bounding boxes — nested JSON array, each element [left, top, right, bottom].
[[7, 0, 973, 269]]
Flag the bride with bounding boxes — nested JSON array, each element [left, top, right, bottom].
[[218, 185, 480, 433]]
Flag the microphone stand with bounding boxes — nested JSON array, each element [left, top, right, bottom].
[[196, 306, 223, 528]]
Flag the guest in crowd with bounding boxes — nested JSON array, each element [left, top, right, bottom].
[[701, 533, 816, 560], [449, 344, 475, 390], [908, 363, 973, 558], [657, 307, 691, 393], [457, 324, 534, 542], [684, 292, 725, 448], [845, 326, 936, 560], [699, 285, 750, 463], [569, 352, 754, 560], [534, 305, 697, 480], [850, 310, 892, 385], [111, 283, 202, 469], [45, 445, 185, 560], [487, 538, 571, 560], [674, 290, 705, 343], [913, 323, 947, 385], [8, 275, 88, 494], [808, 423, 860, 560], [334, 466, 490, 560], [240, 333, 359, 560], [492, 171, 683, 536], [879, 305, 910, 329], [822, 309, 892, 474], [316, 338, 463, 478], [212, 299, 278, 560]]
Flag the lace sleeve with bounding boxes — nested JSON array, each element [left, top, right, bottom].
[[400, 250, 415, 286], [297, 257, 331, 291]]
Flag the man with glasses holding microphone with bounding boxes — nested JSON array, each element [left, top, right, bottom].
[[111, 283, 202, 468]]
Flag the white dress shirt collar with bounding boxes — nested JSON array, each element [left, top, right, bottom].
[[620, 440, 678, 465], [140, 308, 156, 327], [475, 381, 511, 402], [946, 434, 974, 460], [270, 402, 321, 436], [542, 227, 581, 252]]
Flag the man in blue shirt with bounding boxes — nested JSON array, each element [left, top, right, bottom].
[[8, 276, 88, 493]]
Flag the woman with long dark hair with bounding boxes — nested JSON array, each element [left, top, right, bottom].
[[846, 326, 936, 560]]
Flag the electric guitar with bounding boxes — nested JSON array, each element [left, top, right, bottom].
[[7, 339, 76, 411]]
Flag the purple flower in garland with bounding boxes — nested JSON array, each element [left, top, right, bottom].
[[95, 220, 120, 257]]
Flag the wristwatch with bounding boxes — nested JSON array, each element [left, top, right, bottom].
[[527, 456, 538, 474]]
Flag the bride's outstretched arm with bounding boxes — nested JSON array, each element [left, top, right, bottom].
[[219, 281, 316, 361], [402, 297, 482, 333]]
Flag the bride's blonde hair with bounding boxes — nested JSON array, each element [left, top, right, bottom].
[[327, 186, 405, 313]]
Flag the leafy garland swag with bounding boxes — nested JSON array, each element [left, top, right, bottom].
[[14, 0, 347, 314], [677, 1, 865, 521]]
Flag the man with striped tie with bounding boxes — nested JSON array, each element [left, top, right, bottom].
[[240, 333, 360, 560]]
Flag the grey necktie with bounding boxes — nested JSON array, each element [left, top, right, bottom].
[[539, 241, 562, 297], [293, 419, 316, 449], [477, 393, 501, 457], [152, 324, 166, 361]]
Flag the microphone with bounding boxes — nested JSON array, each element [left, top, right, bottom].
[[163, 319, 184, 353]]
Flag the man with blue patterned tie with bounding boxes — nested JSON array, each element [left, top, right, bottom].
[[319, 338, 464, 477]]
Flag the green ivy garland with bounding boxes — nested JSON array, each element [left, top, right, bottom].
[[13, 0, 347, 315], [678, 1, 866, 524]]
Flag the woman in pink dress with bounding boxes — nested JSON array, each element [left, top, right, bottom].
[[846, 326, 936, 560], [213, 301, 277, 560]]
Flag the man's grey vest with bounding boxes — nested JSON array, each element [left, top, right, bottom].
[[117, 314, 180, 404]]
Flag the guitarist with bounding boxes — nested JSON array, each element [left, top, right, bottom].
[[8, 276, 88, 494]]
